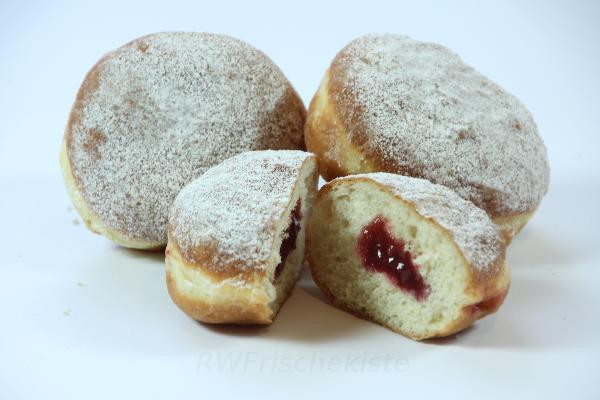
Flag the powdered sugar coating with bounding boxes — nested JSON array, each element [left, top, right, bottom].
[[170, 150, 313, 271], [339, 173, 505, 273], [66, 32, 305, 244], [329, 34, 549, 217]]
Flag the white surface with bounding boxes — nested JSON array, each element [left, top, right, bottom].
[[1, 1, 599, 399]]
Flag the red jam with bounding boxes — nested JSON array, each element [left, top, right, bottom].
[[356, 216, 430, 301], [274, 199, 302, 280], [464, 293, 505, 316]]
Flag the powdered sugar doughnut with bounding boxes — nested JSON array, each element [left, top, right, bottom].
[[60, 32, 305, 249], [305, 34, 550, 242], [166, 150, 318, 324], [307, 173, 510, 340]]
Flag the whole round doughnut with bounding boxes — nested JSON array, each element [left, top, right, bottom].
[[305, 34, 550, 242], [60, 32, 306, 249]]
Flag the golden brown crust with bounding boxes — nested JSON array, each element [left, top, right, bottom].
[[306, 177, 510, 340], [165, 277, 273, 324], [306, 66, 542, 242], [493, 211, 536, 244], [64, 55, 105, 155], [305, 70, 378, 180], [308, 68, 431, 181], [166, 227, 262, 282], [165, 239, 275, 324], [436, 267, 510, 339]]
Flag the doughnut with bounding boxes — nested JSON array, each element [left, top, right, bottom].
[[60, 32, 306, 249], [305, 34, 550, 242], [166, 150, 318, 324], [306, 173, 510, 340]]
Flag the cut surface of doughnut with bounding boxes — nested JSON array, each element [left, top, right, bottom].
[[307, 173, 510, 340]]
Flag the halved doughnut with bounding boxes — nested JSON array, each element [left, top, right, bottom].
[[307, 173, 510, 340], [166, 150, 318, 324]]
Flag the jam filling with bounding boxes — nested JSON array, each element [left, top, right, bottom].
[[274, 199, 302, 280], [356, 216, 430, 301], [464, 293, 505, 316]]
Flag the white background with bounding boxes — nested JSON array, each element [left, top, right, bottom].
[[1, 1, 599, 399]]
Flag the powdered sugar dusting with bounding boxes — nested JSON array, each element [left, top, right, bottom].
[[330, 34, 549, 217], [342, 173, 504, 272], [67, 32, 304, 243], [170, 150, 312, 271]]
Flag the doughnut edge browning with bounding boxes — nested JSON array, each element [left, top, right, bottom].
[[59, 139, 165, 249], [305, 70, 379, 181], [165, 237, 275, 324]]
